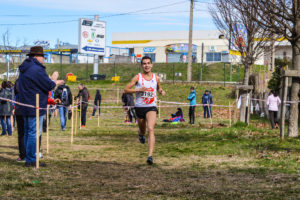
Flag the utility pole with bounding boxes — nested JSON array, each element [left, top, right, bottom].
[[201, 42, 204, 81], [187, 0, 194, 82], [270, 0, 275, 72], [93, 14, 99, 75]]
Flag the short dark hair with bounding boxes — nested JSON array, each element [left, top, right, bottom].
[[141, 56, 152, 65], [190, 86, 194, 90]]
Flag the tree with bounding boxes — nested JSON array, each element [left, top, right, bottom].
[[209, 0, 271, 122], [241, 0, 300, 137]]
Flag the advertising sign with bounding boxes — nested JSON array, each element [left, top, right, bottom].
[[34, 40, 50, 49], [143, 47, 156, 53], [78, 18, 106, 55], [230, 23, 248, 51], [165, 43, 197, 53]]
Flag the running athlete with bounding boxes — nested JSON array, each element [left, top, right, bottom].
[[125, 56, 166, 165]]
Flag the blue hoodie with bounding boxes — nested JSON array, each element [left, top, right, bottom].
[[18, 57, 56, 116], [202, 93, 213, 105], [187, 90, 197, 106]]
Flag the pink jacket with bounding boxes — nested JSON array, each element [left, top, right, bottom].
[[267, 94, 281, 111]]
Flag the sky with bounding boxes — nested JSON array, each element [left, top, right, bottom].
[[0, 0, 216, 48]]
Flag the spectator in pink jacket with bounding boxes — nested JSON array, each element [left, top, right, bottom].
[[267, 90, 281, 129]]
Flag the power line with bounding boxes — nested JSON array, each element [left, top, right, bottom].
[[0, 1, 212, 26]]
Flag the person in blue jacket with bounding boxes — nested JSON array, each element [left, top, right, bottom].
[[187, 86, 196, 124], [202, 90, 213, 118], [18, 46, 64, 167]]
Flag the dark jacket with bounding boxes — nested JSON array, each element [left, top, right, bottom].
[[14, 79, 21, 116], [77, 87, 89, 109], [0, 88, 14, 116], [54, 84, 73, 106], [18, 57, 56, 116], [202, 93, 213, 105], [122, 93, 134, 107], [94, 93, 101, 106]]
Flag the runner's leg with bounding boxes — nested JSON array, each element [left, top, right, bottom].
[[146, 111, 156, 157]]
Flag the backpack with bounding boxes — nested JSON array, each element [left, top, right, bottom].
[[62, 87, 68, 103]]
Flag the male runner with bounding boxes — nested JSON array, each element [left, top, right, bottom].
[[125, 56, 165, 165]]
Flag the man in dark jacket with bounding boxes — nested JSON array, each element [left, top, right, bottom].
[[76, 83, 89, 128], [54, 83, 72, 131], [202, 90, 213, 118], [18, 46, 64, 167]]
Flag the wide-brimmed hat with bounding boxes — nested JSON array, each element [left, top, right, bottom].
[[27, 46, 45, 57]]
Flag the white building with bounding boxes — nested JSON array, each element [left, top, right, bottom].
[[112, 30, 230, 63]]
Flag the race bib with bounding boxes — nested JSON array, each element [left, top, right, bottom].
[[142, 91, 154, 98]]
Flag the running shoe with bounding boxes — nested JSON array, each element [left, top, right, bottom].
[[16, 157, 25, 162], [138, 134, 145, 144], [147, 156, 153, 165]]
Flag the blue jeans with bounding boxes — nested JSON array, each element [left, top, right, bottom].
[[58, 106, 68, 129], [1, 116, 12, 135], [24, 115, 43, 164], [203, 106, 212, 118]]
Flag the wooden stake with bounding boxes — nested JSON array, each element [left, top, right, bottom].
[[233, 89, 239, 124], [97, 101, 100, 127], [36, 94, 39, 169], [280, 76, 288, 140], [46, 105, 49, 154], [71, 96, 74, 144], [79, 96, 82, 130], [75, 100, 78, 136], [208, 101, 213, 128], [117, 88, 120, 104], [247, 91, 252, 125], [229, 101, 232, 127], [158, 100, 161, 119]]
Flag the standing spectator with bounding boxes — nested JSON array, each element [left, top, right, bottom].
[[18, 46, 64, 167], [202, 90, 213, 118], [76, 83, 89, 128], [187, 86, 196, 124], [54, 83, 72, 131], [0, 81, 14, 136], [14, 79, 26, 161], [124, 92, 137, 123], [92, 89, 101, 117], [267, 90, 281, 129]]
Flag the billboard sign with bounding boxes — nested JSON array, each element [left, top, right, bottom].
[[230, 23, 248, 51], [34, 40, 50, 49], [143, 47, 156, 53], [78, 18, 106, 55]]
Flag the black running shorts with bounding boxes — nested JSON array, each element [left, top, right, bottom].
[[134, 107, 158, 119]]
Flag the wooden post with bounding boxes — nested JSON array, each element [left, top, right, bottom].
[[36, 94, 39, 169], [46, 105, 49, 154], [71, 96, 74, 144], [117, 88, 119, 104], [79, 96, 82, 129], [280, 76, 288, 140], [247, 90, 252, 125], [233, 89, 239, 124], [97, 101, 100, 127], [208, 101, 213, 128], [75, 100, 78, 136], [158, 100, 161, 119], [229, 101, 232, 127]]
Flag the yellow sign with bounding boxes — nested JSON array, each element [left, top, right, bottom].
[[112, 40, 152, 44], [111, 76, 120, 82], [68, 75, 77, 82]]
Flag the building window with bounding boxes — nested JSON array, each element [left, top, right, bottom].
[[144, 53, 156, 62], [206, 52, 221, 62]]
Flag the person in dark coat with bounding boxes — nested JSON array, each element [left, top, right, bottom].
[[0, 81, 14, 136], [76, 83, 89, 128], [18, 46, 64, 167], [92, 89, 101, 117], [54, 83, 72, 131], [202, 90, 213, 118], [14, 79, 26, 161], [126, 93, 136, 123]]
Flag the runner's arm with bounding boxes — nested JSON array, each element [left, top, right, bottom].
[[157, 78, 166, 96], [124, 75, 147, 94]]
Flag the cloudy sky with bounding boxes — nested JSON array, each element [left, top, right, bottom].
[[0, 0, 216, 47]]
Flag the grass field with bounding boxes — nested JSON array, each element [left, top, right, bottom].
[[1, 82, 300, 199]]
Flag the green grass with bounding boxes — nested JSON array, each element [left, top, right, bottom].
[[0, 82, 300, 199]]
